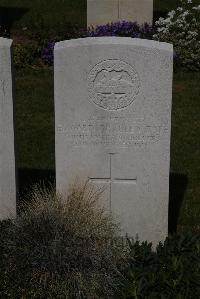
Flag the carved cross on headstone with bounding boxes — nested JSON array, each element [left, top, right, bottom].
[[89, 153, 137, 209]]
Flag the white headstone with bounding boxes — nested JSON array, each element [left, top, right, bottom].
[[54, 37, 173, 245], [87, 0, 153, 27], [0, 38, 16, 220]]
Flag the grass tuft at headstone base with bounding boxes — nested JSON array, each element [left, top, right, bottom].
[[0, 181, 128, 298], [0, 182, 199, 298]]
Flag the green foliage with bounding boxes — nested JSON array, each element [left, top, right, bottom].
[[0, 182, 128, 298], [116, 233, 200, 298], [13, 43, 39, 68], [154, 0, 200, 70]]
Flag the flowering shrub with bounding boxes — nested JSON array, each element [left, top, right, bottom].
[[41, 21, 155, 65], [153, 0, 200, 70], [87, 21, 155, 39], [41, 40, 55, 65], [13, 43, 39, 68], [41, 6, 200, 70]]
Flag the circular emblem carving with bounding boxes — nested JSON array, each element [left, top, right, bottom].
[[88, 59, 140, 111]]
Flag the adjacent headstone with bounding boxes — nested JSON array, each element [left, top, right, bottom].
[[54, 37, 173, 245], [87, 0, 153, 27], [0, 38, 16, 220]]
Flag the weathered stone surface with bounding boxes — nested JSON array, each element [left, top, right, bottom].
[[54, 37, 173, 245], [87, 0, 119, 27], [0, 37, 16, 220], [87, 0, 153, 27]]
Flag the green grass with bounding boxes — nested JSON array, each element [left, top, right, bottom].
[[1, 0, 200, 35], [171, 72, 200, 228], [0, 0, 86, 33]]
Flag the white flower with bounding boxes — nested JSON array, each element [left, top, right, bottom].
[[182, 10, 189, 17], [192, 5, 200, 10], [164, 18, 171, 23], [155, 20, 161, 25], [168, 10, 176, 18], [195, 5, 200, 10], [157, 17, 164, 23], [177, 7, 183, 12], [154, 0, 200, 70], [157, 27, 166, 32], [188, 31, 198, 36]]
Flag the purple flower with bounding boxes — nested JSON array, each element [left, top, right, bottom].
[[41, 41, 56, 65], [41, 21, 157, 66], [86, 21, 156, 39]]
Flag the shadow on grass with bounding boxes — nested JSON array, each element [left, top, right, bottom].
[[169, 172, 188, 234], [17, 168, 187, 234], [0, 6, 28, 32]]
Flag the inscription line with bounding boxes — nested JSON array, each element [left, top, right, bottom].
[[89, 178, 110, 181], [113, 178, 137, 184]]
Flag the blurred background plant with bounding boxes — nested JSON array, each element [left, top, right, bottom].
[[40, 21, 156, 66], [13, 43, 39, 68], [86, 21, 156, 39], [41, 40, 55, 66], [5, 1, 199, 70], [12, 21, 82, 68], [153, 0, 200, 70]]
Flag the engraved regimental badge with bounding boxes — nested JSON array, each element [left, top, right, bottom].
[[88, 59, 140, 111]]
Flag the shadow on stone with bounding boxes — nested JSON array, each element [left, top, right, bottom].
[[17, 169, 187, 234], [0, 6, 28, 33], [17, 168, 55, 203], [169, 172, 188, 234]]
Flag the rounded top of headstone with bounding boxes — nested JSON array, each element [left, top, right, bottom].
[[55, 37, 173, 53], [0, 37, 13, 48]]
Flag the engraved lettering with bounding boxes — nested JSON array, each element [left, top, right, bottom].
[[57, 117, 168, 147]]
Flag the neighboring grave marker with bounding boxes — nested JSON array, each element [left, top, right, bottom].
[[87, 0, 153, 27], [54, 37, 173, 245], [0, 37, 16, 220]]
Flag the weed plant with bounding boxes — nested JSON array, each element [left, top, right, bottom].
[[0, 182, 128, 298], [116, 233, 200, 298]]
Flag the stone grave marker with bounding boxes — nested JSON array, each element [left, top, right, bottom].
[[54, 37, 173, 245], [87, 0, 153, 27], [0, 37, 16, 220]]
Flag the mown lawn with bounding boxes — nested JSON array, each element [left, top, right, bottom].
[[171, 72, 200, 229], [0, 0, 86, 34], [1, 0, 199, 34]]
